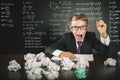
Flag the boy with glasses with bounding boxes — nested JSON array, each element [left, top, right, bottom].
[[45, 13, 110, 59]]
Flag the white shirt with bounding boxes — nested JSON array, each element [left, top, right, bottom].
[[52, 35, 110, 57]]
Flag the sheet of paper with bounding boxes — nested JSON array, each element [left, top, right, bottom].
[[74, 54, 94, 61], [51, 54, 94, 61]]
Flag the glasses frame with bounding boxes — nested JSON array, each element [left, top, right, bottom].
[[71, 26, 87, 31]]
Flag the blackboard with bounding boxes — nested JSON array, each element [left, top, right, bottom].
[[0, 0, 120, 54]]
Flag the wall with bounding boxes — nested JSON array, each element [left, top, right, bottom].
[[0, 0, 120, 54]]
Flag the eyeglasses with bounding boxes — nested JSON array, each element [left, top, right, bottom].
[[71, 26, 87, 31]]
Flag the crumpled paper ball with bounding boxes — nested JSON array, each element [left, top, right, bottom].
[[24, 53, 35, 61], [47, 62, 60, 71], [25, 61, 42, 71], [31, 61, 42, 68], [24, 53, 44, 70], [74, 67, 86, 79], [43, 71, 59, 80], [117, 51, 120, 56], [41, 57, 52, 66], [24, 59, 34, 70], [8, 60, 21, 71], [27, 69, 43, 80], [26, 68, 43, 80], [104, 58, 117, 66], [61, 57, 75, 70], [35, 52, 46, 61], [27, 72, 42, 80], [73, 57, 89, 69]]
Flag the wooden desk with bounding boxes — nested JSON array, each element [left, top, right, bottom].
[[0, 53, 120, 80]]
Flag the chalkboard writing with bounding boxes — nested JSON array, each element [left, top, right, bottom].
[[1, 3, 14, 28], [0, 0, 120, 53], [109, 1, 120, 43], [22, 1, 47, 49]]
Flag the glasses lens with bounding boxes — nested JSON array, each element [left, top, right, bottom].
[[72, 26, 86, 30], [80, 26, 86, 30]]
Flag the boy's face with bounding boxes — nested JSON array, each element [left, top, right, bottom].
[[70, 20, 88, 41]]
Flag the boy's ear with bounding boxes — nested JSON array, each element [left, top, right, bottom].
[[69, 26, 72, 31]]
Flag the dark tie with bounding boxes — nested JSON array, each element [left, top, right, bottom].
[[77, 41, 82, 54]]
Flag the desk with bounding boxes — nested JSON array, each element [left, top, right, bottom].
[[0, 53, 120, 80]]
